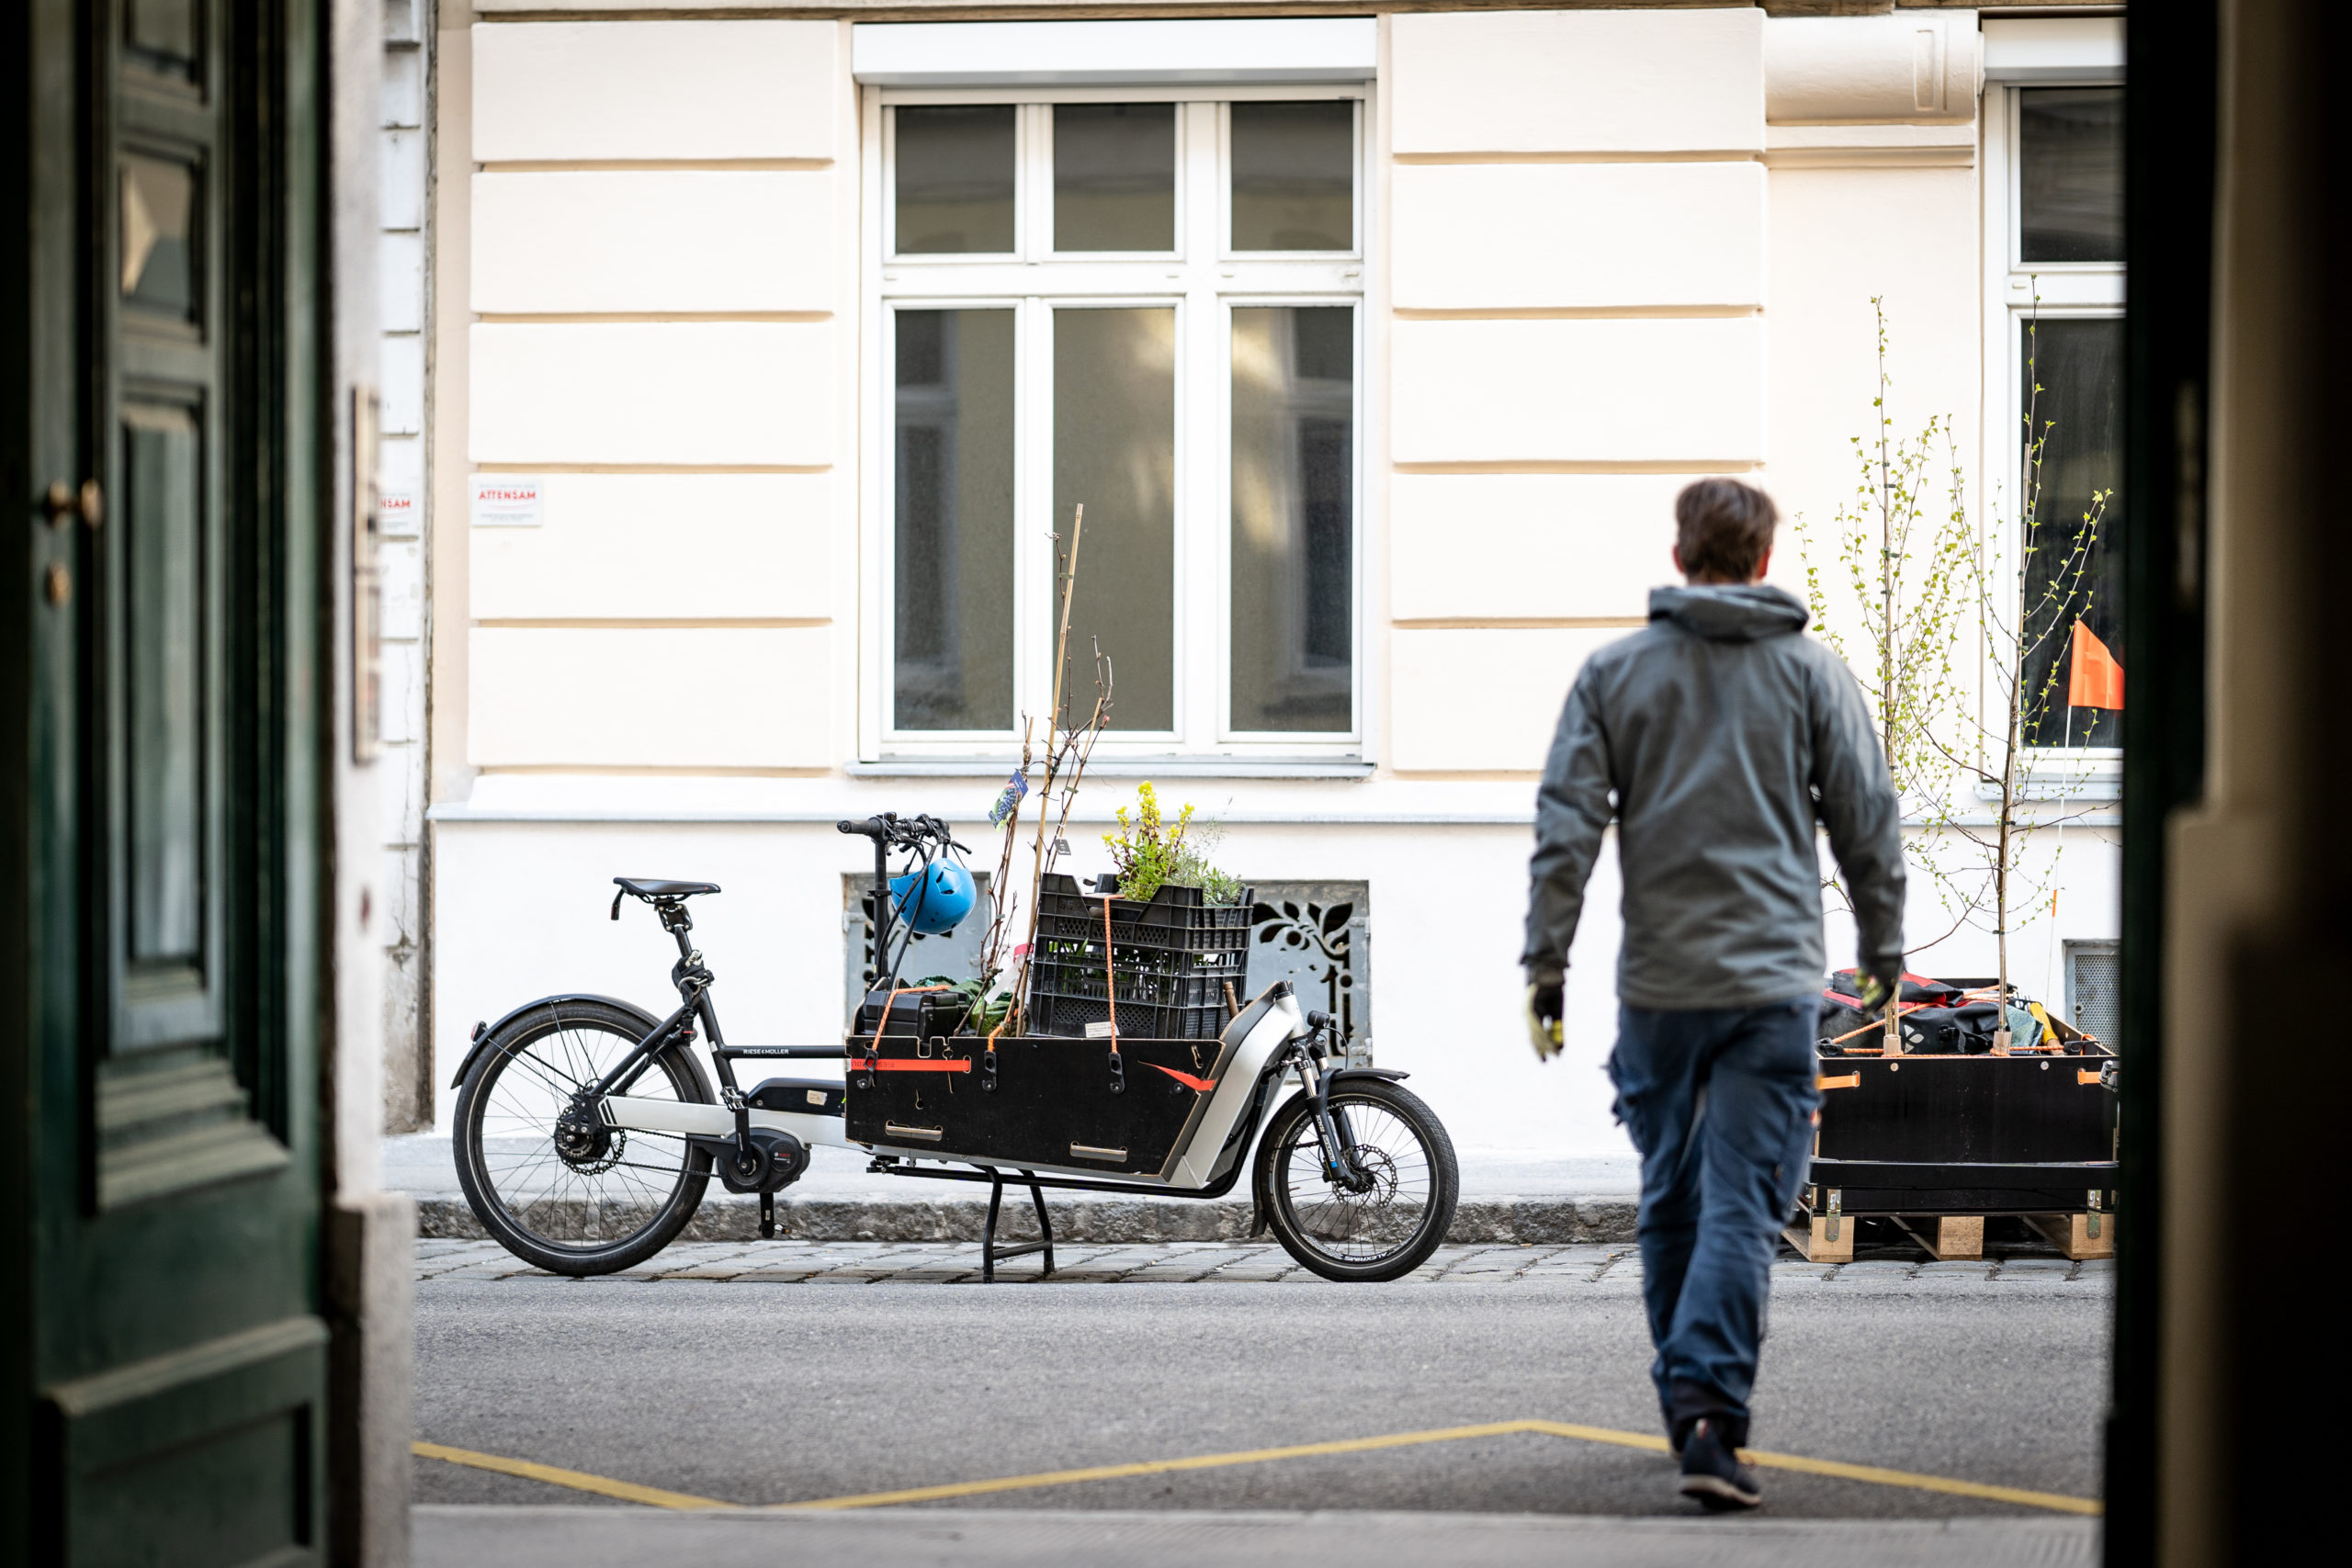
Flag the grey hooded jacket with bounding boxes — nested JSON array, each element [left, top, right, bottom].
[[1521, 583, 1905, 1010]]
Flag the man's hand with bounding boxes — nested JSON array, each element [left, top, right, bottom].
[[1526, 980, 1565, 1061], [1854, 964, 1902, 1013]]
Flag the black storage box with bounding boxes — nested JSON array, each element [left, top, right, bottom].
[[853, 987, 971, 1042], [843, 1030, 1243, 1179], [1811, 1045, 2119, 1213]]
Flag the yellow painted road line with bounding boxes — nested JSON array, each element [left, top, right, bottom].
[[412, 1439, 730, 1510], [416, 1419, 2101, 1518], [770, 1419, 1555, 1511], [779, 1418, 2098, 1517], [1735, 1445, 2102, 1517]]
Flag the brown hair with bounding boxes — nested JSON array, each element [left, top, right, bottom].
[[1673, 478, 1780, 583]]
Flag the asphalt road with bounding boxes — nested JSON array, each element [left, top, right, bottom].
[[412, 1241, 2109, 1524]]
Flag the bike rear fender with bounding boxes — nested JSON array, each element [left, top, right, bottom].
[[450, 993, 664, 1088]]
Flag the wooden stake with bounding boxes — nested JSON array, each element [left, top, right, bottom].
[[1006, 507, 1088, 1037]]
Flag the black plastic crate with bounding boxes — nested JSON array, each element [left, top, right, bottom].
[[1030, 932, 1245, 976], [1036, 874, 1254, 951], [1024, 990, 1228, 1042], [1023, 945, 1246, 1042], [1027, 953, 1242, 1009]]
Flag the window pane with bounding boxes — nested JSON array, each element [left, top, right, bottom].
[[1054, 309, 1176, 731], [894, 106, 1015, 254], [120, 153, 198, 319], [895, 310, 1016, 731], [124, 402, 206, 963], [1231, 308, 1352, 733], [2019, 317, 2124, 749], [125, 0, 200, 80], [1230, 101, 1353, 252], [2019, 88, 2122, 263], [1054, 103, 1175, 252]]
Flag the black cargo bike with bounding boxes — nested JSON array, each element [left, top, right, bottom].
[[450, 813, 1460, 1282]]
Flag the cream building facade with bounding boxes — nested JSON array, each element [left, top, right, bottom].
[[402, 3, 2127, 1156]]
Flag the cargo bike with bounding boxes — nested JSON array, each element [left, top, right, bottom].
[[451, 813, 1460, 1282]]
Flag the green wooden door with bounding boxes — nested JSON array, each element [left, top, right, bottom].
[[6, 2, 331, 1562]]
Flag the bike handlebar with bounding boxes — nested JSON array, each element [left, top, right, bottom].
[[836, 813, 969, 854]]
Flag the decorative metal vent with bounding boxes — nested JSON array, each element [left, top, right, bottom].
[[2065, 940, 2120, 1045]]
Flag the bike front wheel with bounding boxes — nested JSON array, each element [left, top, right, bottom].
[[1257, 1078, 1459, 1282], [453, 999, 713, 1275]]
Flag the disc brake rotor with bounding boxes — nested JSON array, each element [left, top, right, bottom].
[[1336, 1145, 1399, 1207]]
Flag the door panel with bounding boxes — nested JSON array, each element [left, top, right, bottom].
[[106, 0, 230, 1068], [9, 1, 329, 1560]]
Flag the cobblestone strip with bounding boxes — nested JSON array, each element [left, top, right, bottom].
[[413, 1239, 2116, 1286]]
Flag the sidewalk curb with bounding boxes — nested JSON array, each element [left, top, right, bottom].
[[413, 1194, 1639, 1246]]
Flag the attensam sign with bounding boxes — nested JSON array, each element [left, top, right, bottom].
[[471, 476, 543, 527]]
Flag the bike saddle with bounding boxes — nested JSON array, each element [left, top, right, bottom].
[[613, 877, 721, 899]]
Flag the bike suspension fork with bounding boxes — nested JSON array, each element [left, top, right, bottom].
[[1295, 1048, 1365, 1187]]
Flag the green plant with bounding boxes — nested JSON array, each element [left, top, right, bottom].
[[1927, 300, 2108, 1041], [1102, 784, 1243, 904], [1802, 296, 2106, 1051], [924, 976, 1014, 1034], [1795, 299, 1977, 1055]]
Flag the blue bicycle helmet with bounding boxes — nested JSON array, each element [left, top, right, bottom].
[[888, 859, 976, 936]]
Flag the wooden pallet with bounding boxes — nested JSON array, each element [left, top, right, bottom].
[[1788, 1210, 2112, 1262], [1782, 1213, 1853, 1263], [1895, 1214, 1985, 1260], [2027, 1211, 2115, 1260]]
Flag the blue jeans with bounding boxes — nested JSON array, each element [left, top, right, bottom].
[[1608, 997, 1820, 1445]]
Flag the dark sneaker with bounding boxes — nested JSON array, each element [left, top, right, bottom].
[[1678, 1416, 1762, 1511]]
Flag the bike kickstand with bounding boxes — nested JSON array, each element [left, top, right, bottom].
[[982, 1171, 1004, 1284], [1026, 1173, 1056, 1278], [979, 1168, 1055, 1283], [759, 1189, 776, 1241]]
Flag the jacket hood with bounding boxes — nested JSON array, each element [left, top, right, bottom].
[[1648, 583, 1810, 642]]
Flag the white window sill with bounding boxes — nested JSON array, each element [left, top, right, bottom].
[[1973, 752, 2121, 804], [848, 757, 1375, 781]]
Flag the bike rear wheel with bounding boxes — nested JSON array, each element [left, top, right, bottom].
[[1258, 1078, 1459, 1282], [453, 999, 713, 1275]]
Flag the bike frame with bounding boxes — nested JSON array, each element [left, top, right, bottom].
[[587, 815, 1389, 1204]]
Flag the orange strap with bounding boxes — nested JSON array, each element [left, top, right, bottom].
[[1100, 896, 1120, 1054], [1825, 1001, 1932, 1047], [1816, 1072, 1861, 1091]]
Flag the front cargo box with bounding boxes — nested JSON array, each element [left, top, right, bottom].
[[843, 1032, 1242, 1180]]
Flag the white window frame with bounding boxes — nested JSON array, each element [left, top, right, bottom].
[[1980, 73, 2126, 792], [858, 84, 1371, 765]]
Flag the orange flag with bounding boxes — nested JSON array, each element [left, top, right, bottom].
[[2067, 619, 2125, 710]]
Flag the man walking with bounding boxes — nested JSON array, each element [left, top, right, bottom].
[[1521, 478, 1905, 1510]]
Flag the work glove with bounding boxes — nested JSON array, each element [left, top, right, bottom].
[[1526, 979, 1565, 1062], [1853, 964, 1902, 1013]]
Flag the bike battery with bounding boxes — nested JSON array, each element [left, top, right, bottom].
[[747, 1077, 845, 1117], [854, 988, 971, 1041]]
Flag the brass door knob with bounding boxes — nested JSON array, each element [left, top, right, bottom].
[[42, 479, 101, 528]]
